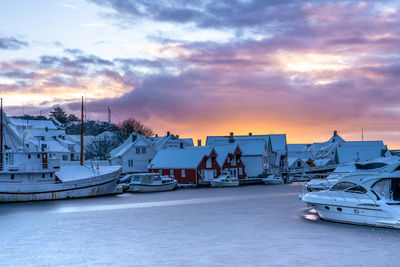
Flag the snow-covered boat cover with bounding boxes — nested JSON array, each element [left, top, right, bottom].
[[56, 165, 121, 182]]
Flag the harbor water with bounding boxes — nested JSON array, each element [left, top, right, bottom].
[[0, 183, 399, 266]]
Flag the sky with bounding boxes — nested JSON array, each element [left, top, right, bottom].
[[1, 0, 400, 147]]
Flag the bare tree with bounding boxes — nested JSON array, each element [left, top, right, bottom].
[[85, 136, 117, 160], [114, 118, 153, 144]]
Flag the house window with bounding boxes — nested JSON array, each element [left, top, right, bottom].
[[50, 173, 53, 177], [213, 169, 217, 177], [297, 161, 302, 167], [231, 158, 236, 166], [159, 170, 162, 175], [62, 155, 68, 161], [182, 169, 185, 177], [239, 168, 243, 175], [28, 154, 31, 159], [136, 148, 140, 154], [11, 174, 14, 180], [206, 158, 212, 168], [128, 160, 133, 167], [142, 148, 146, 154], [41, 144, 47, 151], [37, 154, 40, 158], [42, 173, 45, 178], [170, 169, 174, 177]]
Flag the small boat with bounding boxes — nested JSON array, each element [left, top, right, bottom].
[[262, 175, 283, 185], [128, 173, 177, 192], [209, 173, 239, 187], [301, 173, 400, 229]]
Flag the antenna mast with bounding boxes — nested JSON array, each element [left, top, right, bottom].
[[0, 98, 3, 171], [80, 96, 84, 166], [362, 128, 364, 142], [108, 106, 111, 123]]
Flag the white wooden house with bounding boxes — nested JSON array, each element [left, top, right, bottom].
[[110, 132, 194, 173]]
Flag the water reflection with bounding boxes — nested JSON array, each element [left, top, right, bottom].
[[56, 192, 299, 213], [302, 208, 319, 221]]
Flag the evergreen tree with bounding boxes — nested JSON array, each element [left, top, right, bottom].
[[50, 106, 68, 124]]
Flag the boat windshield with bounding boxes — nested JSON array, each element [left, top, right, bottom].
[[372, 178, 400, 201], [330, 181, 357, 191], [132, 176, 142, 182], [152, 175, 162, 181], [355, 162, 387, 170]]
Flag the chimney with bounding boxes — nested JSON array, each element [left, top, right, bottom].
[[334, 130, 337, 136], [167, 131, 170, 136], [132, 134, 137, 142], [155, 134, 158, 138], [197, 139, 201, 146], [180, 142, 184, 149], [176, 135, 179, 139], [229, 132, 234, 143], [249, 132, 252, 136]]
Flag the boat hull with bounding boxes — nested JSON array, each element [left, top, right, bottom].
[[306, 202, 400, 229], [129, 182, 177, 192], [0, 167, 121, 202], [262, 179, 283, 185], [209, 180, 239, 187]]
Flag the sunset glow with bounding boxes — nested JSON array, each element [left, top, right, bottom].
[[1, 0, 400, 147]]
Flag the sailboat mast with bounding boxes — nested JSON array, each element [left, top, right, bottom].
[[0, 98, 3, 171], [80, 96, 84, 166]]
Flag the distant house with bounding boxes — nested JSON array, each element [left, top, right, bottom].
[[213, 144, 246, 179], [8, 118, 80, 162], [288, 157, 308, 171], [206, 132, 288, 177], [148, 147, 219, 184], [110, 132, 194, 173], [336, 141, 387, 164], [110, 133, 157, 173]]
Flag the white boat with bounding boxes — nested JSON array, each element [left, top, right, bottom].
[[128, 173, 177, 192], [301, 173, 400, 229], [262, 175, 283, 185], [305, 156, 400, 192], [209, 174, 239, 187], [0, 98, 121, 202], [0, 159, 121, 202]]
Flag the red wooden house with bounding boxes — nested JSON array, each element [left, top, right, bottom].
[[148, 147, 220, 184], [214, 144, 246, 179]]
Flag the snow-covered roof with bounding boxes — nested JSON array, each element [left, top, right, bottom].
[[95, 131, 115, 139], [313, 158, 333, 167], [288, 157, 305, 167], [110, 133, 153, 158], [44, 140, 70, 153], [287, 144, 311, 152], [336, 141, 386, 164], [206, 134, 286, 154], [9, 118, 58, 130], [269, 134, 287, 152], [149, 147, 214, 169], [213, 144, 239, 167], [288, 151, 313, 159]]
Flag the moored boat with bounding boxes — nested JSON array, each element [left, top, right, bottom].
[[0, 98, 121, 202], [262, 175, 283, 185], [128, 173, 177, 192], [301, 172, 400, 229], [209, 173, 239, 187]]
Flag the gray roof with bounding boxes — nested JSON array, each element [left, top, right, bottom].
[[149, 147, 214, 169]]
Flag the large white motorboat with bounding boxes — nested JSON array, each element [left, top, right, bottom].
[[209, 173, 239, 187], [301, 172, 400, 229], [128, 173, 177, 192], [0, 98, 121, 202], [304, 156, 400, 192], [262, 175, 283, 185]]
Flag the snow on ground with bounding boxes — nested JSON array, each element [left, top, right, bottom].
[[0, 184, 399, 266]]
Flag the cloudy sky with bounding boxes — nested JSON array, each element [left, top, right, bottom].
[[1, 0, 400, 147]]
